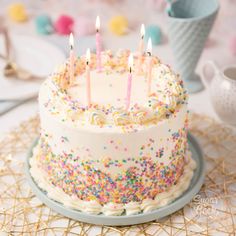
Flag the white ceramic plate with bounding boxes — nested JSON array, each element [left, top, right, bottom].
[[0, 35, 65, 100]]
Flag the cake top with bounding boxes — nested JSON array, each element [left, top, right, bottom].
[[40, 50, 187, 132]]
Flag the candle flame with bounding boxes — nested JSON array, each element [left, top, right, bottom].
[[128, 53, 134, 72], [140, 24, 145, 38], [147, 37, 152, 55], [86, 48, 91, 63], [69, 33, 74, 49], [96, 16, 100, 31]]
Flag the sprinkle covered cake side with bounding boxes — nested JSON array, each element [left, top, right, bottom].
[[30, 50, 196, 216]]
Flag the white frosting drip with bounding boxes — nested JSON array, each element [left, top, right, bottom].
[[30, 150, 196, 216]]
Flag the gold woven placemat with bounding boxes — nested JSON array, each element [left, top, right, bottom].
[[0, 113, 235, 235]]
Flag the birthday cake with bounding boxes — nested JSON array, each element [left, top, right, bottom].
[[30, 49, 196, 216]]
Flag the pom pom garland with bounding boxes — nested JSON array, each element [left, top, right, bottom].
[[54, 15, 74, 35], [108, 15, 128, 36], [8, 3, 28, 22], [35, 15, 54, 35]]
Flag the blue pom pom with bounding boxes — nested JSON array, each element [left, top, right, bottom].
[[145, 25, 162, 45], [35, 14, 53, 35]]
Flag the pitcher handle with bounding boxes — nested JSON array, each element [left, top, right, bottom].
[[202, 60, 219, 88]]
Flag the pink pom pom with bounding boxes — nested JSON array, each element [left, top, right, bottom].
[[54, 15, 74, 35], [73, 16, 95, 37], [229, 36, 236, 56]]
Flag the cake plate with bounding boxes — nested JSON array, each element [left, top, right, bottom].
[[25, 133, 205, 226]]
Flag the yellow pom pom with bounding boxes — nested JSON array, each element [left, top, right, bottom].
[[108, 15, 128, 36], [8, 3, 28, 22]]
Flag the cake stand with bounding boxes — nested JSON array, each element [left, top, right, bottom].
[[25, 133, 205, 226]]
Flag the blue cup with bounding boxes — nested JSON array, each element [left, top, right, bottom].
[[167, 0, 219, 93]]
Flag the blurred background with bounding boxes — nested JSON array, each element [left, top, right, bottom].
[[0, 0, 236, 133]]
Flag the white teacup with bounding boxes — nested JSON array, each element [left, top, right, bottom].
[[202, 61, 236, 126]]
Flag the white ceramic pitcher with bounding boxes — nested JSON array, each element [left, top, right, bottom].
[[202, 61, 236, 126]]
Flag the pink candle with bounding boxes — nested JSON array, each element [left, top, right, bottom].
[[95, 16, 102, 72], [69, 33, 75, 85], [147, 38, 153, 96], [138, 24, 145, 74], [126, 53, 134, 110], [86, 48, 91, 107]]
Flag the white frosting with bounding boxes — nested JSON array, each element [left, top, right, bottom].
[[124, 202, 141, 215], [83, 201, 102, 215], [102, 203, 124, 216], [88, 110, 106, 126], [30, 150, 196, 216], [155, 191, 172, 202], [63, 196, 84, 211], [141, 199, 158, 213]]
